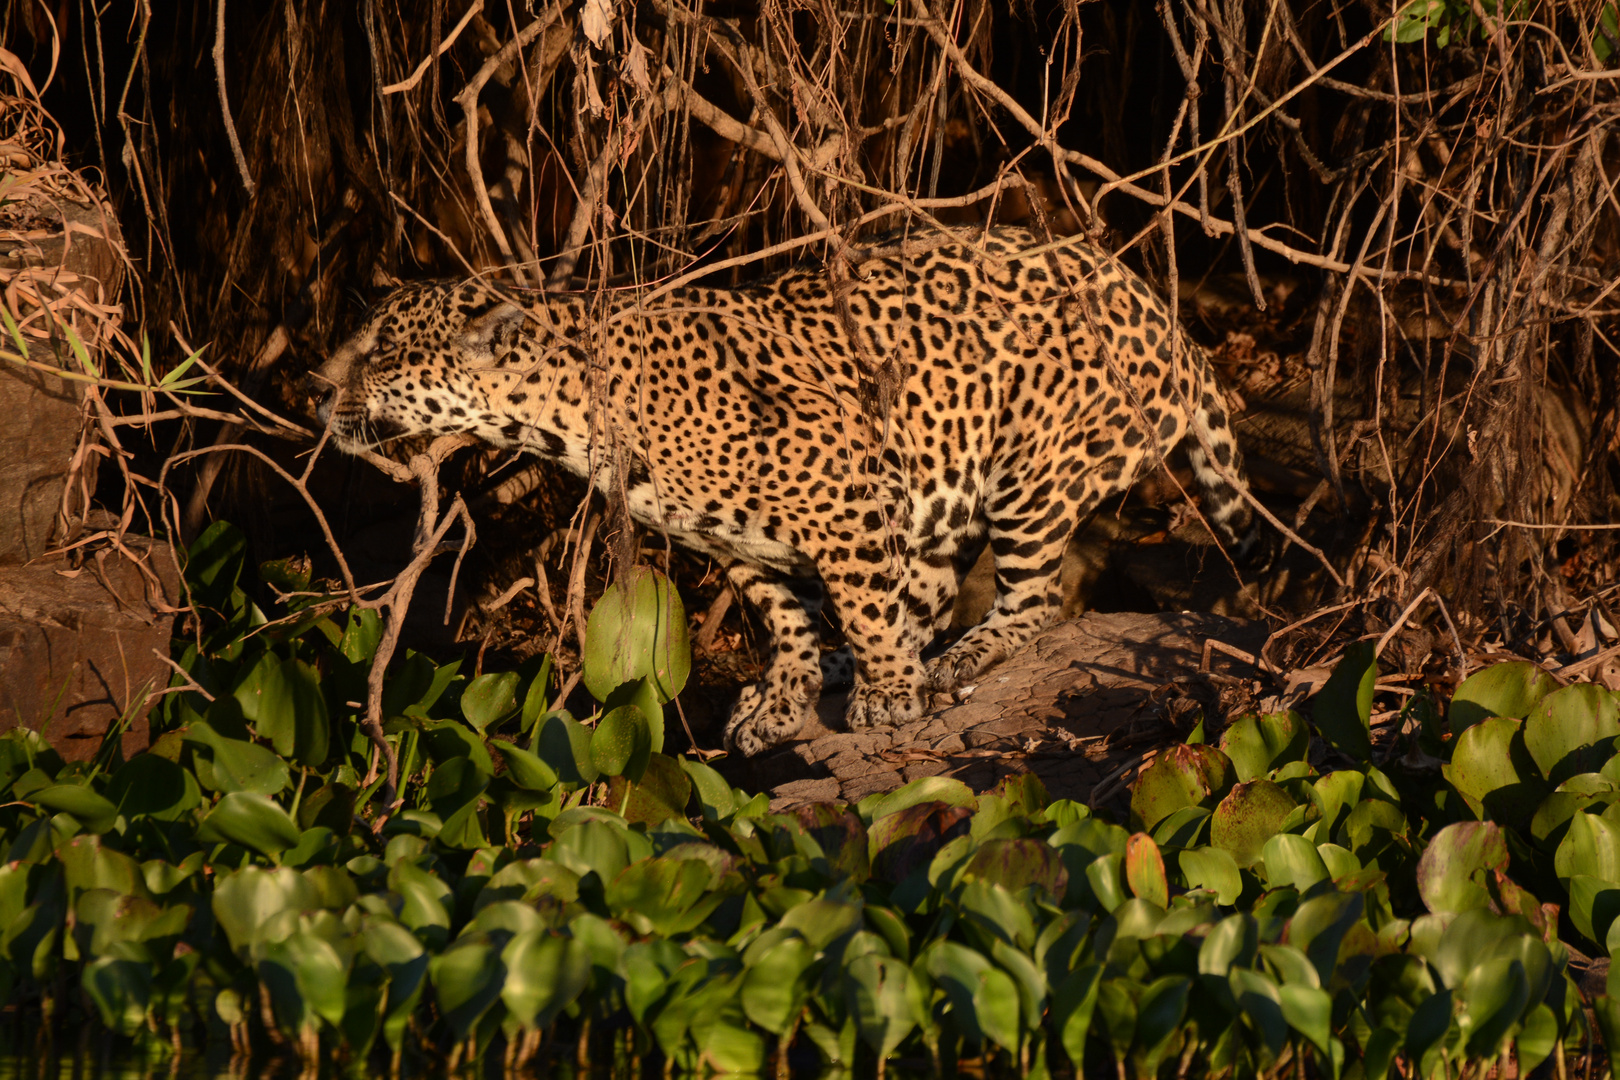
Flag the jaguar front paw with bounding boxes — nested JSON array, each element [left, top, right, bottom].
[[844, 679, 924, 731], [722, 682, 814, 757]]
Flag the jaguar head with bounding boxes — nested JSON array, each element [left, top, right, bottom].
[[316, 282, 528, 453]]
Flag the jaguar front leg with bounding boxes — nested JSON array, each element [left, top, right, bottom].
[[817, 555, 930, 732], [721, 563, 823, 756]]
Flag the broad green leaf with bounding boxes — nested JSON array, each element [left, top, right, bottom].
[[259, 929, 348, 1031], [27, 785, 117, 834], [1211, 779, 1298, 867], [844, 953, 916, 1058], [461, 671, 521, 733], [235, 656, 329, 766], [107, 754, 199, 822], [681, 758, 735, 820], [492, 739, 559, 792], [741, 935, 817, 1034], [1052, 963, 1103, 1070], [1220, 711, 1308, 782], [590, 706, 651, 781], [1125, 832, 1169, 908], [609, 752, 692, 826], [82, 957, 151, 1035], [606, 857, 718, 937], [1460, 956, 1528, 1059], [212, 867, 318, 954], [1524, 683, 1620, 785], [501, 930, 590, 1030], [1416, 821, 1508, 915], [429, 933, 505, 1039], [1450, 661, 1559, 736], [1285, 891, 1363, 985], [864, 776, 977, 821], [1278, 984, 1333, 1056], [1180, 846, 1242, 905], [1442, 717, 1548, 823], [1311, 640, 1374, 760], [197, 792, 302, 856], [1556, 805, 1620, 885], [582, 567, 690, 704], [1130, 743, 1235, 831], [1568, 875, 1620, 946], [183, 721, 290, 796], [535, 712, 598, 786], [1263, 834, 1330, 892]]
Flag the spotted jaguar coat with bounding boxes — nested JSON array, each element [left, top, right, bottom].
[[318, 227, 1260, 755]]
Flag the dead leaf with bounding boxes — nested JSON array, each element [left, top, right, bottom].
[[581, 0, 615, 50]]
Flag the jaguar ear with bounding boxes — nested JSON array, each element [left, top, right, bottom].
[[460, 302, 527, 357]]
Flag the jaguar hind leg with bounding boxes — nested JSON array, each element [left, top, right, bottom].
[[721, 564, 823, 756], [927, 488, 1098, 691]]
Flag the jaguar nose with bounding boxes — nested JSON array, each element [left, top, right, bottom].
[[314, 387, 337, 425]]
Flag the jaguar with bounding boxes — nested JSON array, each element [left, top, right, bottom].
[[317, 226, 1262, 755]]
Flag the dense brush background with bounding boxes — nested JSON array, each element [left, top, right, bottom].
[[5, 0, 1618, 684]]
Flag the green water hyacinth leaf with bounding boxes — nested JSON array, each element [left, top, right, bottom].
[[425, 755, 489, 817], [197, 792, 302, 856], [185, 520, 246, 613], [492, 739, 558, 791], [865, 775, 977, 820], [1286, 891, 1363, 985], [1279, 984, 1333, 1056], [591, 706, 651, 781], [582, 566, 690, 704], [27, 785, 117, 834], [259, 929, 348, 1032], [1179, 846, 1242, 904], [1417, 821, 1509, 914], [1312, 640, 1375, 760], [548, 818, 631, 884], [1525, 683, 1620, 786], [1221, 710, 1308, 782], [1134, 975, 1192, 1076], [609, 752, 692, 826], [1443, 716, 1548, 822], [460, 671, 521, 733], [924, 940, 1021, 1050], [234, 655, 329, 766], [681, 757, 735, 821], [82, 956, 151, 1036], [1450, 660, 1559, 736], [607, 857, 720, 936], [108, 754, 199, 822], [1130, 743, 1235, 831], [1052, 963, 1103, 1070], [1460, 956, 1529, 1058], [741, 934, 817, 1034], [1125, 832, 1169, 908], [603, 676, 666, 755], [429, 933, 505, 1039], [1263, 834, 1331, 891], [1568, 875, 1620, 946], [1557, 807, 1620, 885], [534, 711, 597, 786], [501, 930, 590, 1030], [211, 867, 318, 954], [1211, 779, 1297, 867], [845, 953, 917, 1058], [183, 720, 290, 796], [959, 838, 1067, 901]]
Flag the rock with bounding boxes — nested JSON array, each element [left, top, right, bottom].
[[0, 539, 179, 761], [763, 610, 1270, 810], [0, 196, 125, 565]]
